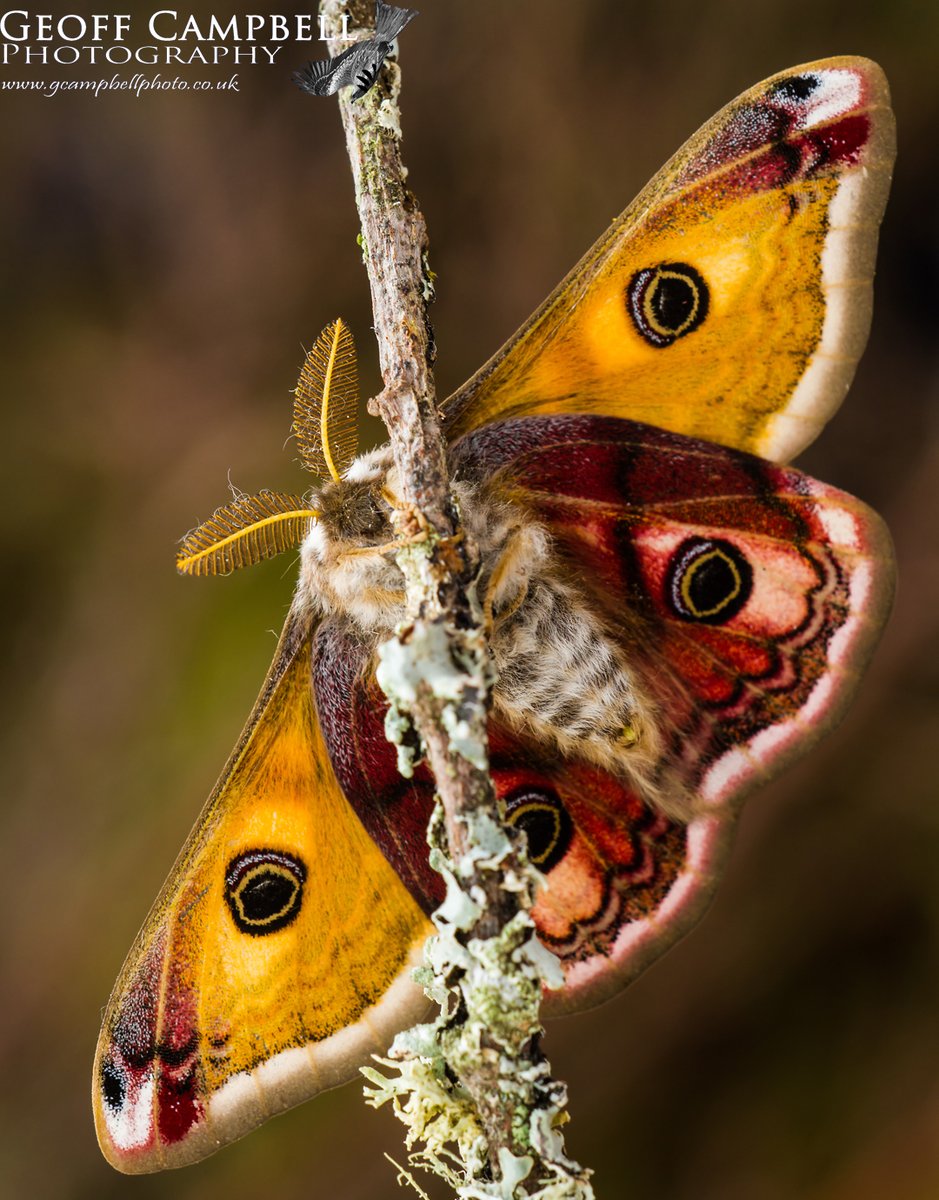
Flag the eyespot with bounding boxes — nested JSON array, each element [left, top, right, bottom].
[[666, 537, 753, 625], [626, 262, 709, 348], [504, 788, 573, 872], [224, 849, 307, 936]]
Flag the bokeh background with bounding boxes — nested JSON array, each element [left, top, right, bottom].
[[2, 1, 938, 1197]]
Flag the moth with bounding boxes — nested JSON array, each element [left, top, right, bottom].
[[94, 57, 896, 1172]]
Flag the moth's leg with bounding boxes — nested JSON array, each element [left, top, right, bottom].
[[342, 528, 464, 560], [342, 540, 412, 558], [370, 586, 406, 610], [483, 527, 538, 633]]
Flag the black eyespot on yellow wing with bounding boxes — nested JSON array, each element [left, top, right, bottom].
[[93, 613, 430, 1173], [442, 57, 895, 464], [224, 849, 307, 935], [627, 263, 709, 347]]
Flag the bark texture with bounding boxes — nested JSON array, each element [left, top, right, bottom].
[[318, 5, 594, 1195]]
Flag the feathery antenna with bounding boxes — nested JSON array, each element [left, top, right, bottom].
[[176, 491, 320, 576], [293, 318, 360, 482]]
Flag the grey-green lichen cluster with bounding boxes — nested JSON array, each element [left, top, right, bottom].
[[376, 619, 489, 778], [376, 519, 492, 778], [364, 802, 595, 1199], [371, 520, 593, 1196]]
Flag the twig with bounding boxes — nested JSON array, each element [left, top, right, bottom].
[[317, 4, 594, 1196]]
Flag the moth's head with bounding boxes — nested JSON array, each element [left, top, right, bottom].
[[173, 316, 512, 635], [313, 448, 396, 544], [301, 447, 406, 631]]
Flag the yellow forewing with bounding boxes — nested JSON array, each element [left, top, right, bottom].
[[93, 610, 431, 1173], [442, 57, 895, 463]]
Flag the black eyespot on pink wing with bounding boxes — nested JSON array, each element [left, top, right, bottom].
[[224, 849, 307, 936], [504, 788, 573, 871], [627, 263, 710, 348], [666, 537, 753, 625]]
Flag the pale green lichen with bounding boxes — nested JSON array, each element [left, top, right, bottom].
[[497, 1150, 534, 1197], [363, 1052, 488, 1188], [436, 859, 484, 931], [384, 701, 417, 778], [385, 1156, 434, 1200], [332, 2, 593, 1192], [363, 804, 594, 1199], [371, 611, 588, 1195], [459, 808, 514, 867], [376, 616, 490, 774], [519, 933, 564, 992], [376, 620, 460, 704], [441, 703, 487, 772]]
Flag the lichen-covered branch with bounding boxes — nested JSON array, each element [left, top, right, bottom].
[[317, 4, 594, 1195]]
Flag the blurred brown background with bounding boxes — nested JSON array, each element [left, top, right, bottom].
[[1, 1, 938, 1197]]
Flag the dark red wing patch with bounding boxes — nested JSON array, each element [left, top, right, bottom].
[[313, 621, 443, 914], [676, 69, 872, 194], [312, 618, 697, 1008], [313, 414, 891, 1010], [453, 414, 893, 812], [487, 733, 685, 963], [97, 930, 206, 1164]]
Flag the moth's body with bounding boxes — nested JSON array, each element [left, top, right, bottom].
[[95, 57, 897, 1176], [302, 447, 670, 812]]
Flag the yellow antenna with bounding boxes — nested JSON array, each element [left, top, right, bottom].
[[293, 318, 359, 482], [176, 491, 320, 577]]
